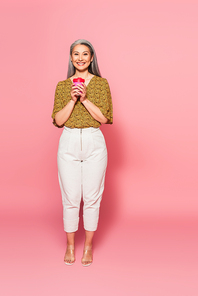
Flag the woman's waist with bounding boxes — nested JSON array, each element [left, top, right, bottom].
[[64, 126, 100, 134]]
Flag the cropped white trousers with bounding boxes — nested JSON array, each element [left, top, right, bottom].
[[57, 127, 107, 233]]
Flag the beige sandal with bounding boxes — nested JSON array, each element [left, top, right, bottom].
[[64, 245, 75, 265], [81, 246, 93, 267]]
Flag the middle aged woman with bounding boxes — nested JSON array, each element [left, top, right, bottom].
[[52, 39, 113, 266]]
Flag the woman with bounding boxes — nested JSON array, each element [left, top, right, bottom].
[[52, 39, 113, 266]]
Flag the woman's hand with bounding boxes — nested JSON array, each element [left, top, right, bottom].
[[71, 84, 80, 103], [77, 83, 87, 103], [71, 83, 87, 103]]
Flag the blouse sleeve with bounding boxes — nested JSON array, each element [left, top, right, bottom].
[[51, 81, 64, 127], [99, 79, 113, 124]]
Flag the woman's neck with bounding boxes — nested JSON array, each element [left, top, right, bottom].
[[73, 70, 92, 80]]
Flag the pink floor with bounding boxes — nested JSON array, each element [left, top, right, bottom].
[[1, 213, 198, 296]]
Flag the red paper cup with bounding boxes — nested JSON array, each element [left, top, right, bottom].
[[73, 77, 85, 95], [73, 77, 85, 86]]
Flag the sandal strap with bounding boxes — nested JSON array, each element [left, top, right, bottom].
[[67, 245, 75, 250], [83, 245, 92, 251]]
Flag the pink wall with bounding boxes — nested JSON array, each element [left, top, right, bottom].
[[1, 0, 198, 220]]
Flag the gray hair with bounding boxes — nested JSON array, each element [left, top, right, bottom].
[[67, 39, 101, 78]]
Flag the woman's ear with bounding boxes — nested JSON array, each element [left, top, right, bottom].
[[91, 55, 94, 62]]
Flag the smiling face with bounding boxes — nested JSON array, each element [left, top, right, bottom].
[[71, 44, 93, 73]]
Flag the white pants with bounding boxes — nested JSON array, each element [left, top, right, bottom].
[[57, 127, 107, 232]]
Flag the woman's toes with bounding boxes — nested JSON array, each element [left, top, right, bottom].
[[81, 246, 93, 266], [64, 245, 75, 265]]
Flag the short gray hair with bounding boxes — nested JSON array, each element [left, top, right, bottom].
[[67, 39, 101, 78]]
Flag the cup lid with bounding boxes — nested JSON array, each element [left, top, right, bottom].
[[73, 77, 85, 83]]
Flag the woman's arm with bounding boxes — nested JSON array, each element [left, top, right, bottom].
[[81, 99, 108, 124], [54, 100, 75, 126], [54, 84, 80, 126], [77, 83, 108, 124]]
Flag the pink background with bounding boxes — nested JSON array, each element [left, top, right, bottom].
[[1, 0, 198, 295]]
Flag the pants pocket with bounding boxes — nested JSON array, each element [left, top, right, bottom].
[[58, 129, 71, 155], [93, 129, 106, 150]]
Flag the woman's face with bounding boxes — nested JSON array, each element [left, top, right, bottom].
[[71, 44, 93, 72]]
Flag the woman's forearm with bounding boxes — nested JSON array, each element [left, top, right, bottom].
[[82, 99, 108, 124], [55, 100, 76, 126]]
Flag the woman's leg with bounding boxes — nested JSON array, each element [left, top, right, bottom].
[[82, 153, 107, 231], [85, 230, 94, 247], [82, 129, 107, 266], [64, 232, 75, 265], [82, 230, 94, 266], [58, 128, 82, 234], [57, 128, 82, 264], [67, 232, 75, 245]]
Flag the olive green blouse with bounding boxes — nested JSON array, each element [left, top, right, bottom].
[[51, 75, 113, 128]]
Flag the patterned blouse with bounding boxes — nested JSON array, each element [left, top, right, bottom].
[[51, 75, 113, 128]]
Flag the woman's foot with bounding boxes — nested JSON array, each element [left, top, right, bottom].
[[64, 245, 75, 265], [81, 245, 93, 266]]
